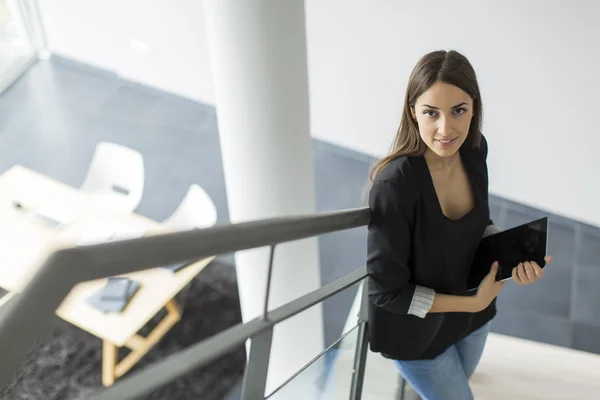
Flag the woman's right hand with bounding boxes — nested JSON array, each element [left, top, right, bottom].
[[474, 262, 505, 312]]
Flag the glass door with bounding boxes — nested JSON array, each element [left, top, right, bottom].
[[0, 0, 37, 93]]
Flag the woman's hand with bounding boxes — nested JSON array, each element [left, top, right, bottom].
[[512, 256, 553, 285], [474, 262, 505, 312]]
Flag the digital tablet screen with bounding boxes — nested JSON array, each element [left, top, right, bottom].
[[467, 217, 548, 291]]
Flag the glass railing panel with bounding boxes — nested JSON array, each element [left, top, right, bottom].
[[266, 322, 362, 400], [361, 342, 407, 399]]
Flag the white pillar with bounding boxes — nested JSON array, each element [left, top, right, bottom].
[[203, 0, 324, 395]]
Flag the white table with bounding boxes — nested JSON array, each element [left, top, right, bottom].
[[0, 165, 215, 386]]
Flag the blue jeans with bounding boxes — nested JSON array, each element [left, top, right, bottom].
[[394, 321, 491, 400]]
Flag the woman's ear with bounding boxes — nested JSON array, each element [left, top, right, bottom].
[[410, 107, 416, 120]]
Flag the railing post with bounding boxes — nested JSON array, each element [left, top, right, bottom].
[[349, 282, 369, 400], [395, 375, 407, 400], [263, 245, 276, 319], [242, 244, 277, 399], [241, 327, 274, 399]]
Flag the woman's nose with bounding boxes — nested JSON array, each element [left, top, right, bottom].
[[437, 117, 450, 135]]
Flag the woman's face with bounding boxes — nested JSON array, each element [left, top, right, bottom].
[[411, 81, 474, 159]]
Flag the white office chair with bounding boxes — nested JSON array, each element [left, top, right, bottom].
[[164, 184, 218, 315], [80, 142, 145, 213], [163, 184, 218, 230]]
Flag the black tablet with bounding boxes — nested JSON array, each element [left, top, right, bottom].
[[467, 217, 548, 291]]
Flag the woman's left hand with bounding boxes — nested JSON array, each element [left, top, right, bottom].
[[512, 256, 553, 285]]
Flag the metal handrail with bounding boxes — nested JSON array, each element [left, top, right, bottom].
[[0, 207, 372, 398]]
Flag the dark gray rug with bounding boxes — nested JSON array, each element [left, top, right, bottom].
[[0, 259, 245, 400]]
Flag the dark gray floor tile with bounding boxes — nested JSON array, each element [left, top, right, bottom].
[[313, 144, 371, 190], [488, 194, 503, 205], [488, 201, 504, 226], [81, 120, 183, 171], [491, 308, 572, 348], [105, 85, 161, 119], [502, 207, 543, 231], [572, 322, 600, 355], [27, 57, 119, 115], [313, 139, 371, 345], [547, 218, 577, 266], [316, 184, 366, 212], [572, 264, 600, 326], [146, 97, 212, 131], [504, 200, 546, 219], [319, 228, 367, 284], [313, 139, 377, 166], [496, 263, 572, 318], [0, 88, 38, 132], [576, 223, 600, 268], [321, 285, 361, 348], [318, 227, 366, 344]]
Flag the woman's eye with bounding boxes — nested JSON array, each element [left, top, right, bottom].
[[423, 110, 437, 117], [453, 107, 467, 115]]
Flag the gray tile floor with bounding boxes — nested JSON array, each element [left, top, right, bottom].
[[2, 56, 600, 366]]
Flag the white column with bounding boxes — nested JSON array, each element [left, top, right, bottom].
[[203, 0, 324, 395]]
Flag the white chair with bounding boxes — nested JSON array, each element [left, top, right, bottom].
[[164, 184, 218, 315], [80, 142, 144, 213], [163, 184, 217, 230]]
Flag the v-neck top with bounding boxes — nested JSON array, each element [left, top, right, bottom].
[[416, 153, 489, 293], [366, 135, 496, 361]]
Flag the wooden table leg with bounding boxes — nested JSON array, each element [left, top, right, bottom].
[[100, 299, 181, 386], [102, 340, 117, 387]]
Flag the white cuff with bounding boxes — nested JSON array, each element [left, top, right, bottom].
[[483, 224, 502, 238], [408, 285, 435, 318]]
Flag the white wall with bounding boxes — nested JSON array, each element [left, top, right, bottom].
[[37, 0, 216, 104], [37, 0, 600, 227]]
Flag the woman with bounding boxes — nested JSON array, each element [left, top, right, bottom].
[[366, 50, 553, 400]]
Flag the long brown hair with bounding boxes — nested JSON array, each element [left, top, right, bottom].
[[369, 50, 483, 182]]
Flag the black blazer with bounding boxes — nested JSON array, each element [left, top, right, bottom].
[[366, 135, 496, 361]]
